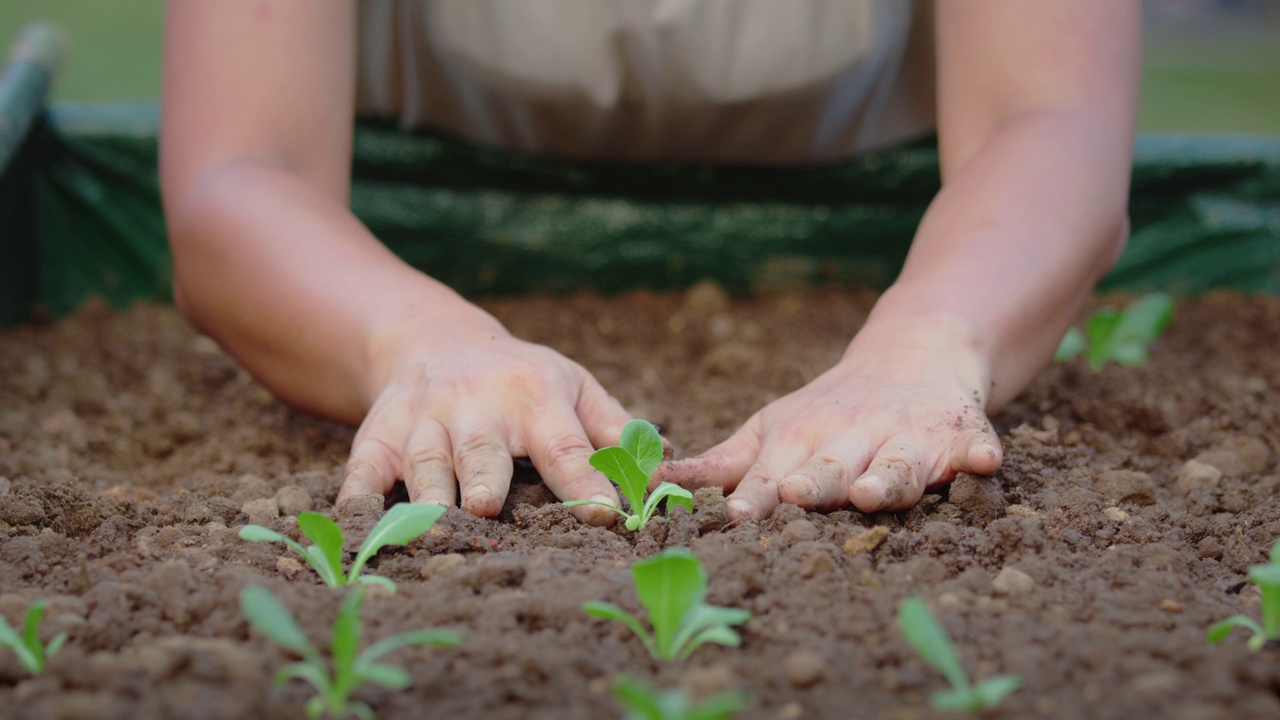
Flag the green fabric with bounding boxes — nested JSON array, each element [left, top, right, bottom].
[[1, 101, 1279, 327]]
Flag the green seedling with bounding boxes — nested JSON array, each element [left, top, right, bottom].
[[898, 596, 1022, 713], [565, 419, 692, 531], [1208, 539, 1280, 651], [239, 502, 446, 592], [612, 675, 747, 720], [1053, 291, 1174, 371], [0, 599, 67, 675], [240, 585, 462, 720], [584, 547, 750, 661]]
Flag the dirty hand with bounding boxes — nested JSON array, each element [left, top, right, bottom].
[[336, 316, 633, 526], [653, 317, 1003, 521]]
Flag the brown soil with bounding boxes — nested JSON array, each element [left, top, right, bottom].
[[1, 286, 1279, 720]]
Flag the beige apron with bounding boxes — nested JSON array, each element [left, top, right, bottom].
[[356, 0, 935, 164]]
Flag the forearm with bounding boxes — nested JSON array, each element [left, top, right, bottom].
[[166, 162, 504, 423], [861, 110, 1132, 409]]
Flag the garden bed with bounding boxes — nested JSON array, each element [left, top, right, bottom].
[[1, 285, 1278, 720]]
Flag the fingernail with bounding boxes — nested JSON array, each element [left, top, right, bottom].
[[783, 476, 820, 505], [464, 488, 499, 515], [851, 475, 887, 512], [726, 498, 753, 522], [589, 494, 616, 508]]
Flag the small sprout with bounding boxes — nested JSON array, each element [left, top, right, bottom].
[[1053, 292, 1174, 371], [240, 585, 462, 720], [612, 675, 747, 720], [898, 596, 1022, 713], [0, 599, 67, 675], [584, 547, 750, 661], [565, 419, 692, 530], [239, 502, 446, 592], [1208, 539, 1280, 651]]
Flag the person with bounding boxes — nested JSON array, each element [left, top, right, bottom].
[[159, 1, 1140, 525]]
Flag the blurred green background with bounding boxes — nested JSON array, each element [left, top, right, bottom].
[[0, 0, 1277, 134]]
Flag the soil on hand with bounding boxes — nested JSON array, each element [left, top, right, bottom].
[[1, 287, 1279, 720]]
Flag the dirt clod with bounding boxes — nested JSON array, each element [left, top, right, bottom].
[[1194, 436, 1272, 478], [1094, 470, 1158, 506], [783, 649, 827, 688], [992, 567, 1036, 596], [946, 472, 1006, 523], [843, 526, 890, 557]]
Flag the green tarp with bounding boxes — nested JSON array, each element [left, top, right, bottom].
[[2, 101, 1279, 328]]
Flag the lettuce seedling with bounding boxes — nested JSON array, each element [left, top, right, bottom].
[[240, 585, 462, 720], [898, 596, 1022, 713], [240, 502, 446, 592], [0, 599, 67, 675], [565, 419, 692, 530], [584, 547, 750, 661], [1053, 292, 1174, 371], [612, 675, 747, 720], [1208, 539, 1280, 651]]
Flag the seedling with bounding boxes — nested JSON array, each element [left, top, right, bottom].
[[897, 596, 1022, 713], [239, 502, 446, 592], [0, 599, 67, 675], [584, 547, 750, 661], [1208, 539, 1280, 651], [565, 419, 692, 531], [1053, 292, 1174, 371], [240, 585, 462, 720], [612, 675, 747, 720]]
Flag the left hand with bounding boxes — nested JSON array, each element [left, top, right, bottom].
[[652, 317, 1003, 521]]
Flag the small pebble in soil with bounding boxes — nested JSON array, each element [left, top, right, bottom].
[[1176, 459, 1223, 491], [276, 555, 304, 579], [1094, 470, 1157, 507], [420, 553, 467, 580], [992, 567, 1036, 596], [1104, 506, 1131, 522], [1005, 503, 1038, 518], [843, 526, 889, 557], [783, 649, 827, 688], [1160, 599, 1183, 613], [274, 485, 313, 516], [1193, 435, 1272, 478]]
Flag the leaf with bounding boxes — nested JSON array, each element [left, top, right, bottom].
[[591, 446, 650, 517], [642, 483, 693, 526], [276, 660, 331, 695], [359, 628, 464, 666], [583, 601, 657, 658], [46, 632, 68, 660], [931, 687, 982, 713], [355, 574, 398, 594], [359, 662, 412, 690], [688, 691, 750, 720], [1270, 539, 1280, 566], [676, 625, 743, 661], [611, 675, 669, 720], [1108, 341, 1149, 367], [671, 605, 751, 659], [633, 548, 706, 659], [1207, 615, 1266, 645], [305, 545, 343, 588], [1251, 564, 1280, 639], [1083, 308, 1121, 369], [897, 596, 970, 692], [1053, 327, 1086, 363], [349, 503, 447, 580], [0, 613, 39, 673], [1111, 292, 1174, 345], [238, 525, 287, 542], [240, 586, 317, 659], [241, 525, 338, 587], [297, 512, 345, 581], [331, 589, 365, 684], [304, 696, 325, 720], [620, 419, 665, 478], [973, 675, 1023, 708], [22, 601, 47, 658]]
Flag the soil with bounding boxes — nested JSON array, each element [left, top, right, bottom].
[[1, 285, 1279, 720]]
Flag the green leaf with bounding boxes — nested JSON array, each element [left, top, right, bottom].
[[676, 625, 743, 661], [583, 601, 657, 658], [0, 613, 40, 673], [359, 662, 412, 690], [304, 696, 325, 720], [973, 675, 1023, 708], [1248, 564, 1280, 586], [672, 605, 750, 659], [689, 691, 750, 720], [931, 687, 982, 713], [620, 419, 665, 478], [898, 596, 970, 692], [22, 601, 46, 658], [360, 628, 464, 666], [611, 675, 669, 720], [239, 525, 287, 542], [297, 512, 345, 581], [349, 503, 447, 581], [239, 586, 317, 659], [1053, 327, 1086, 363], [1110, 292, 1174, 345], [241, 524, 339, 587], [1107, 341, 1149, 367], [641, 483, 694, 526], [46, 632, 68, 660], [633, 549, 706, 660], [1269, 539, 1280, 566], [1208, 615, 1266, 645], [591, 446, 649, 517], [276, 660, 331, 695], [304, 545, 343, 588], [331, 589, 364, 685], [355, 574, 398, 594]]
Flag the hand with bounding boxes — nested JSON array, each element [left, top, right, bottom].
[[652, 317, 1003, 521], [336, 316, 633, 526]]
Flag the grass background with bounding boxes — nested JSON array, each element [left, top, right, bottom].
[[0, 0, 1276, 134]]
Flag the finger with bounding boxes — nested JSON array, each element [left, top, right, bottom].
[[955, 430, 1003, 478], [525, 406, 620, 526], [848, 441, 927, 513], [450, 421, 514, 518], [779, 438, 876, 511], [402, 418, 457, 506], [651, 417, 762, 492], [575, 374, 635, 450], [340, 435, 402, 502], [724, 441, 812, 523]]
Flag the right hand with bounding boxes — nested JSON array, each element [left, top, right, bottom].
[[336, 316, 634, 526]]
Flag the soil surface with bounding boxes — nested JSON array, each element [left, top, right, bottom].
[[1, 286, 1279, 720]]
